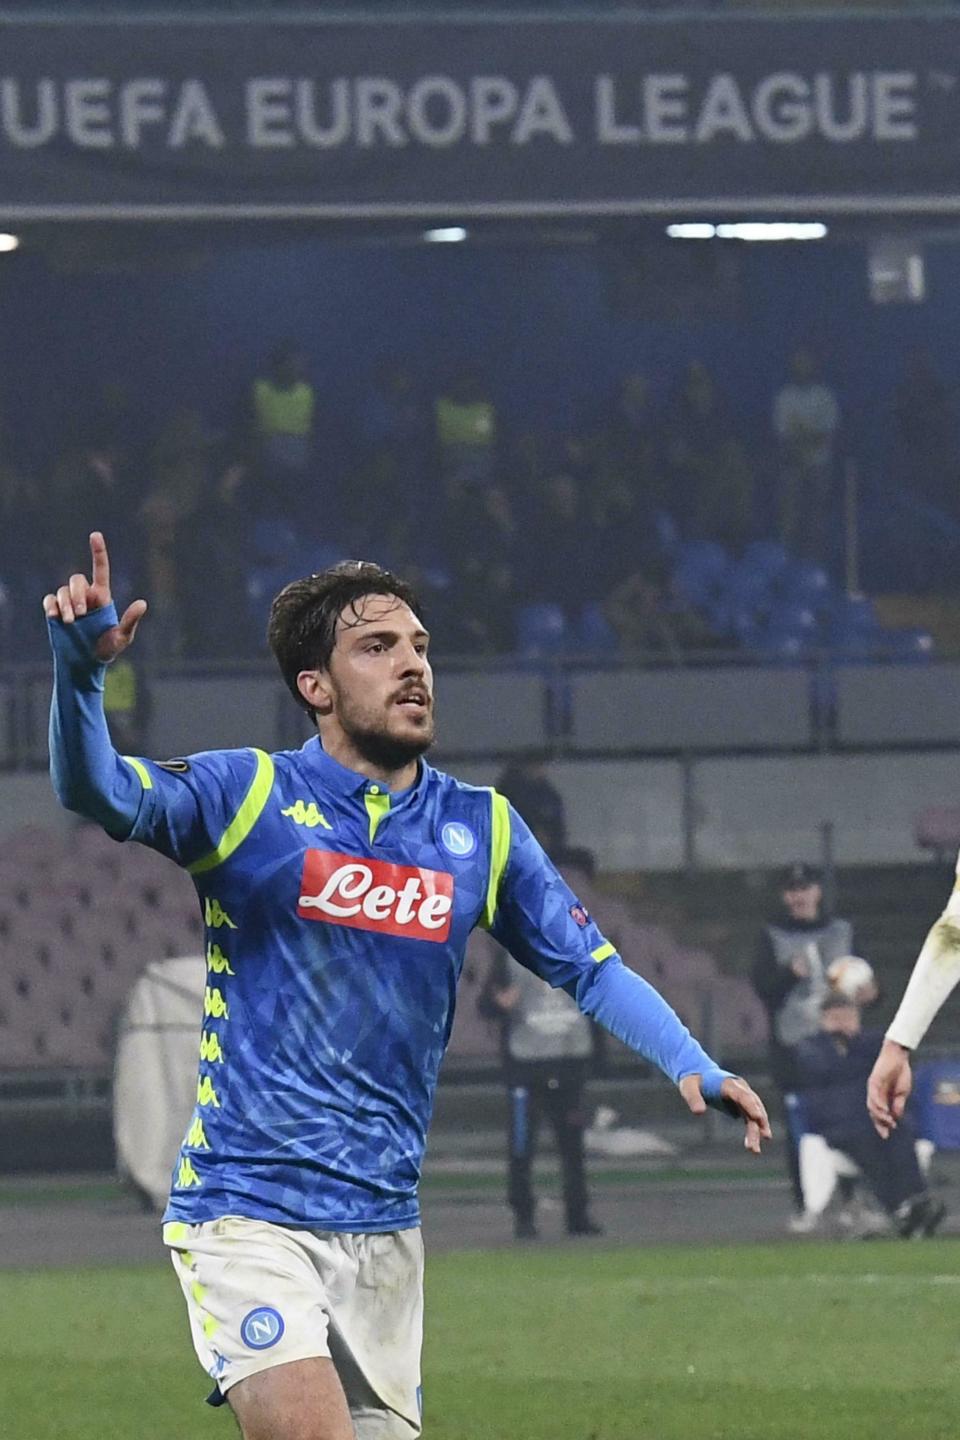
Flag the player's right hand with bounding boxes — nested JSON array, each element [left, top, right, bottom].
[[866, 1038, 913, 1139], [42, 531, 147, 663]]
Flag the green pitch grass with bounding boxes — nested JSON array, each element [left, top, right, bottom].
[[2, 1241, 959, 1440]]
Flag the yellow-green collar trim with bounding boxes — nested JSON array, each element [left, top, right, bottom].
[[364, 788, 391, 844]]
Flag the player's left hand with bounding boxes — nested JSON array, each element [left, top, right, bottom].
[[866, 1039, 913, 1139], [679, 1074, 772, 1155]]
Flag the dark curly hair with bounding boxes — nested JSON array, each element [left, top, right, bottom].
[[267, 560, 423, 717]]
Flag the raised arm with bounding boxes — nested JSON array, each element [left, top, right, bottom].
[[43, 532, 148, 834], [44, 532, 267, 869], [485, 797, 771, 1154]]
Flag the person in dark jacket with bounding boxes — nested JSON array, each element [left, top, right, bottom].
[[795, 996, 945, 1237], [751, 863, 856, 1220], [495, 753, 567, 859], [479, 941, 601, 1240]]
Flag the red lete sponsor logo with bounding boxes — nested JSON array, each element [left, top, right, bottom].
[[298, 850, 454, 942]]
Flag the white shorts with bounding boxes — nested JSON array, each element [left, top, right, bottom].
[[162, 1216, 423, 1438]]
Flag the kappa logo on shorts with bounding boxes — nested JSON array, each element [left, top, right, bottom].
[[240, 1307, 285, 1351], [298, 850, 454, 942]]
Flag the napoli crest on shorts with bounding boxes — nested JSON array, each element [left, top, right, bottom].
[[240, 1307, 285, 1350], [440, 821, 477, 858]]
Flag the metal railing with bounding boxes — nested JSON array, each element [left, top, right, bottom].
[[5, 643, 959, 770]]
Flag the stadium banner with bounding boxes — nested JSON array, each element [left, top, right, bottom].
[[1, 13, 960, 217]]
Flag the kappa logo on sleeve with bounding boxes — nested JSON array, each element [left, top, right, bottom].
[[298, 850, 454, 942]]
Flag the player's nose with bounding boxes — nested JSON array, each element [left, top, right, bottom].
[[397, 642, 427, 678]]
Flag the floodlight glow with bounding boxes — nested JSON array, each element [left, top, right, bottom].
[[666, 223, 717, 240], [423, 226, 468, 243], [0, 233, 20, 253], [714, 222, 828, 242]]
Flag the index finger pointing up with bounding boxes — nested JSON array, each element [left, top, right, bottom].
[[90, 531, 111, 594]]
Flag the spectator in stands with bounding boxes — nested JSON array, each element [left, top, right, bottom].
[[48, 429, 139, 579], [479, 943, 602, 1240], [438, 483, 522, 654], [442, 555, 517, 656], [592, 371, 666, 517], [525, 472, 595, 619], [892, 348, 959, 519], [585, 477, 685, 655], [357, 361, 434, 558], [102, 653, 151, 757], [773, 347, 840, 563], [496, 752, 568, 858], [434, 366, 498, 498], [664, 361, 753, 546], [0, 426, 39, 657], [139, 407, 213, 658], [249, 341, 316, 515], [455, 483, 521, 571], [795, 994, 945, 1238], [178, 455, 256, 659], [750, 863, 855, 1227]]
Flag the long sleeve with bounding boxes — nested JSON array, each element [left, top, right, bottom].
[[47, 605, 144, 836], [487, 796, 734, 1107], [47, 606, 261, 868], [574, 955, 732, 1101], [886, 896, 960, 1050]]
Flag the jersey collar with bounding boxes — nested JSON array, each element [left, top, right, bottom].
[[298, 735, 430, 806]]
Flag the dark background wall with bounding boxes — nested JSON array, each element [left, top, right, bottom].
[[0, 235, 951, 478]]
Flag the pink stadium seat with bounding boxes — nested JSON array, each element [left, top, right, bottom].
[[446, 933, 500, 1061], [0, 992, 49, 1069], [671, 947, 720, 985], [914, 806, 960, 860], [130, 913, 203, 962], [0, 825, 65, 865]]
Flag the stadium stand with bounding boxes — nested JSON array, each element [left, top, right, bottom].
[[0, 825, 200, 1073]]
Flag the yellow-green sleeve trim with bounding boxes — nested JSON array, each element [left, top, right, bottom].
[[591, 941, 616, 964], [123, 756, 153, 790], [480, 790, 512, 930], [187, 748, 276, 877], [364, 789, 391, 844]]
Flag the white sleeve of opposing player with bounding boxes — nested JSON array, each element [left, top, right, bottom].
[[885, 881, 960, 1050]]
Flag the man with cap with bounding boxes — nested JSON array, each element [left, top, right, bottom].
[[751, 863, 855, 1226]]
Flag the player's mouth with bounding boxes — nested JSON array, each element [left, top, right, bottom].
[[394, 687, 430, 712]]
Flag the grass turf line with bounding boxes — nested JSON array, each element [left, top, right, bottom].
[[1, 1241, 958, 1439]]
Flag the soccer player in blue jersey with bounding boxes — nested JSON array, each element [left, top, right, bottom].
[[44, 532, 770, 1440]]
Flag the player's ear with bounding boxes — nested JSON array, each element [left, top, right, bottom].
[[297, 669, 333, 716]]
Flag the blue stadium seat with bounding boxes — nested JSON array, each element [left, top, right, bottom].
[[912, 1058, 960, 1149], [574, 603, 620, 655], [653, 510, 681, 559], [827, 595, 879, 652], [882, 627, 935, 663], [673, 541, 731, 607], [783, 560, 832, 610], [765, 602, 818, 643], [515, 603, 568, 658], [742, 539, 790, 583]]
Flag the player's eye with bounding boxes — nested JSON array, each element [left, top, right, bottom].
[[414, 643, 428, 656], [367, 642, 385, 654]]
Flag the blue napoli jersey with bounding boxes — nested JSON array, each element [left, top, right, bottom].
[[121, 738, 618, 1231]]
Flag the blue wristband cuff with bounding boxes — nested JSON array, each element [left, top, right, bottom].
[[47, 604, 119, 684]]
